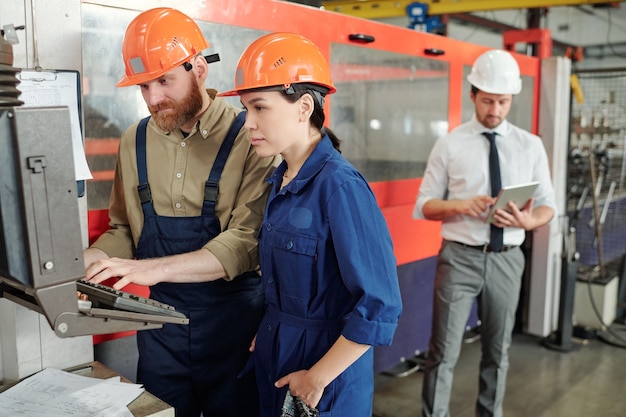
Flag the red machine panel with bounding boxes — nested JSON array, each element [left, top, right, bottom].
[[81, 0, 542, 369]]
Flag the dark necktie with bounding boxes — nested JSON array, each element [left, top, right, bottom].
[[483, 131, 503, 251]]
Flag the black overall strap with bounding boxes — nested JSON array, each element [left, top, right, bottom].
[[136, 116, 152, 204], [134, 112, 247, 212], [202, 111, 247, 216]]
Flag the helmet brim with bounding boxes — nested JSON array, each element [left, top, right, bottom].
[[217, 88, 240, 97]]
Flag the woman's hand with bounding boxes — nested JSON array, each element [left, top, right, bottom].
[[275, 369, 324, 409]]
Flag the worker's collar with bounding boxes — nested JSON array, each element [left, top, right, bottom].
[[469, 114, 510, 137]]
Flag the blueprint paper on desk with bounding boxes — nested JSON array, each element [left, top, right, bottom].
[[0, 367, 143, 417]]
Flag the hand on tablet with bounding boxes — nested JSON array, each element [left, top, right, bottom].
[[483, 181, 540, 224], [460, 195, 496, 217], [491, 197, 535, 229]]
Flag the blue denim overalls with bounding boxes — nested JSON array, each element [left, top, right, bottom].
[[134, 112, 263, 417]]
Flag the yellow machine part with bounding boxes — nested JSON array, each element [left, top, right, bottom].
[[570, 74, 585, 104], [323, 0, 626, 19]]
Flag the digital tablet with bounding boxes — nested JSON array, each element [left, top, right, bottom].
[[484, 181, 540, 224]]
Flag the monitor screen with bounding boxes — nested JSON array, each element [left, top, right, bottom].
[[0, 106, 85, 289], [0, 107, 188, 336]]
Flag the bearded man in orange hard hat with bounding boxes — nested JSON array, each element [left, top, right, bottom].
[[83, 8, 279, 416]]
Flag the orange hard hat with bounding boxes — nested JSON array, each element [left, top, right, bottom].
[[116, 8, 209, 87], [219, 32, 335, 97]]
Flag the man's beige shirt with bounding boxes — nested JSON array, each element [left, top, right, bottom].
[[91, 89, 279, 279]]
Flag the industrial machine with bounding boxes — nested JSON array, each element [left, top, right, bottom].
[[0, 36, 188, 339], [0, 0, 570, 378], [78, 0, 567, 373]]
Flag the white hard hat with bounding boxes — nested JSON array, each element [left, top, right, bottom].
[[467, 49, 522, 95]]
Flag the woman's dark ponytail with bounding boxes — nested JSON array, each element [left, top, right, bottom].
[[282, 85, 342, 152]]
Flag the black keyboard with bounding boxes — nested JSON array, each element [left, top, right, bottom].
[[76, 280, 187, 319]]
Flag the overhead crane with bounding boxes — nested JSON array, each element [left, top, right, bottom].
[[322, 0, 625, 19]]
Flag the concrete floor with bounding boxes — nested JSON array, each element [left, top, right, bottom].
[[373, 328, 626, 417]]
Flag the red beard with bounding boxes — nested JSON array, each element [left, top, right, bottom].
[[148, 76, 203, 132]]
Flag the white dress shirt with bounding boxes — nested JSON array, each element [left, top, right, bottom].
[[413, 115, 556, 246]]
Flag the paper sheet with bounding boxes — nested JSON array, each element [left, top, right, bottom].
[[18, 69, 93, 181], [0, 368, 143, 417]]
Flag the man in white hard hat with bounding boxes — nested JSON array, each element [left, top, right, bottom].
[[413, 49, 556, 417]]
